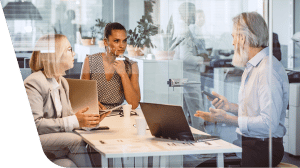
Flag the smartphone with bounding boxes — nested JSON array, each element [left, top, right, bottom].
[[90, 126, 109, 130], [202, 91, 220, 101]]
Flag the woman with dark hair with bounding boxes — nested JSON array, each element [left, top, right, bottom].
[[81, 22, 141, 110]]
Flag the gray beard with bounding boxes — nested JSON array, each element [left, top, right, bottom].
[[232, 44, 249, 68]]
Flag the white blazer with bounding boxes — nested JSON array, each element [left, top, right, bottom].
[[24, 71, 74, 135]]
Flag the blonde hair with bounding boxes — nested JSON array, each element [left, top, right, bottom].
[[29, 34, 69, 78]]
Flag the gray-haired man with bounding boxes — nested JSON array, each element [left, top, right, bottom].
[[195, 12, 289, 167]]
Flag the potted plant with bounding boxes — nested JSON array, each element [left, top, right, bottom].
[[126, 0, 158, 57], [127, 15, 158, 57], [154, 31, 177, 60], [80, 25, 96, 46], [93, 18, 108, 48], [127, 27, 144, 56], [153, 16, 178, 60]]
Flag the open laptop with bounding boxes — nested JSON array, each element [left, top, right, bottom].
[[66, 78, 99, 114], [140, 102, 219, 142]]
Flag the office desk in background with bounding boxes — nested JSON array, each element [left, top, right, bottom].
[[75, 109, 241, 168]]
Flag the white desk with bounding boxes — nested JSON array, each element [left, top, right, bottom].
[[75, 109, 241, 168]]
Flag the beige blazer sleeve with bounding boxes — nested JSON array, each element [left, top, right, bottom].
[[24, 71, 74, 135]]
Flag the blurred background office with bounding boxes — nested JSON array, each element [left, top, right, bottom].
[[2, 0, 300, 167]]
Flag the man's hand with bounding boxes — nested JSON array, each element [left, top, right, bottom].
[[208, 91, 231, 112], [194, 108, 228, 123], [75, 107, 100, 128]]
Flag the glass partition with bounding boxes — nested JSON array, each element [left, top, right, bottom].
[[294, 0, 300, 69], [273, 0, 299, 167], [3, 0, 298, 167]]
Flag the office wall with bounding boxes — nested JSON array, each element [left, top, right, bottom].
[[246, 0, 264, 15], [129, 0, 144, 30], [296, 0, 300, 34], [102, 0, 129, 29], [272, 0, 292, 68], [273, 0, 291, 46], [115, 0, 129, 29]]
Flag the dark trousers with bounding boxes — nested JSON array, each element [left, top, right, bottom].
[[241, 136, 284, 167], [87, 145, 103, 167], [197, 135, 284, 167]]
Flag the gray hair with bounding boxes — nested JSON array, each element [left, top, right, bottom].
[[232, 12, 268, 48]]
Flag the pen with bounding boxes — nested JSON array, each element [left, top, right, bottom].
[[204, 141, 211, 145]]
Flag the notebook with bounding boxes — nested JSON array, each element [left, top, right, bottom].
[[66, 78, 99, 114], [140, 102, 219, 142]]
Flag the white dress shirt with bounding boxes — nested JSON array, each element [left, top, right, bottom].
[[47, 78, 80, 132], [237, 47, 289, 138]]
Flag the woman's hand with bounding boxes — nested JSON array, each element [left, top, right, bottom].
[[99, 111, 111, 122], [113, 60, 126, 76], [208, 91, 231, 112], [98, 101, 107, 110], [75, 107, 100, 128]]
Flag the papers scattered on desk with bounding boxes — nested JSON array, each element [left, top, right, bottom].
[[91, 138, 161, 153], [160, 142, 196, 150], [156, 140, 221, 150], [92, 138, 222, 154], [194, 140, 221, 147], [95, 138, 143, 145]]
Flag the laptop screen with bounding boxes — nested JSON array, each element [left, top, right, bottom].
[[140, 102, 194, 141]]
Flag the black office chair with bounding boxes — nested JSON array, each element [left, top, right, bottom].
[[273, 32, 282, 61]]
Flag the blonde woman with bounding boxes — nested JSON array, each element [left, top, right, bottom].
[[24, 34, 109, 167]]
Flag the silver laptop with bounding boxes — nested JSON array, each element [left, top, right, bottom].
[[66, 78, 99, 114], [140, 102, 219, 142]]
